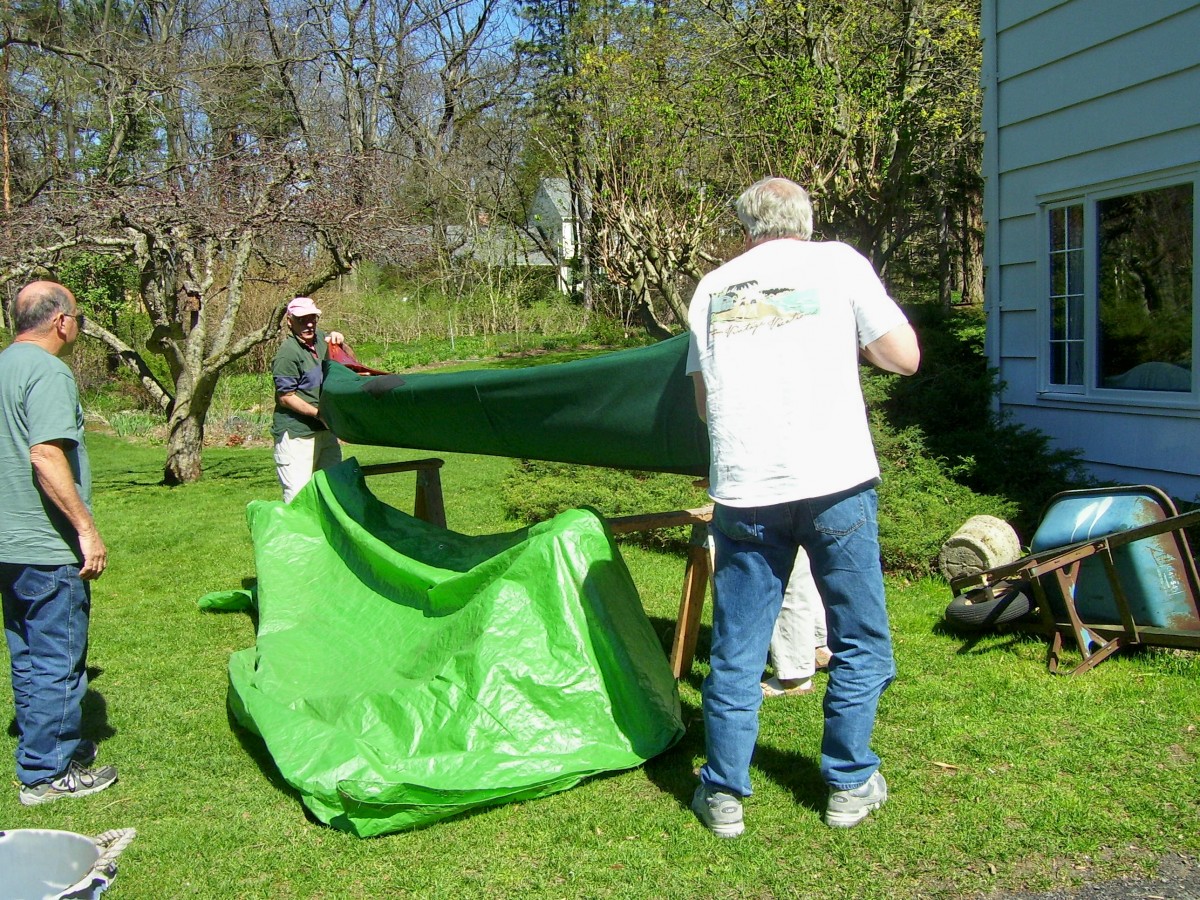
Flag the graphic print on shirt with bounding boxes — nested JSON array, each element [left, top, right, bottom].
[[709, 279, 820, 335]]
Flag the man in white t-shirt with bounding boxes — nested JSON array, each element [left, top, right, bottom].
[[685, 177, 919, 836]]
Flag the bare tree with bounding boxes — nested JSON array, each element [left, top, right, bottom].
[[588, 148, 724, 338], [0, 1, 410, 483], [258, 0, 527, 276]]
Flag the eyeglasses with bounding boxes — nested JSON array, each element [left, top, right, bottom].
[[64, 311, 85, 327]]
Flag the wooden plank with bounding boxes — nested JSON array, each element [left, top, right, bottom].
[[607, 506, 713, 535], [414, 468, 447, 529], [361, 458, 448, 527], [361, 458, 445, 476]]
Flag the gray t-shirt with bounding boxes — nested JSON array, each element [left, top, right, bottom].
[[0, 342, 91, 565]]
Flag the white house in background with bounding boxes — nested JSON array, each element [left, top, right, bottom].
[[981, 0, 1200, 500], [528, 178, 579, 292]]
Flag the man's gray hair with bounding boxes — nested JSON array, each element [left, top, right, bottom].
[[735, 177, 814, 243], [14, 281, 74, 334]]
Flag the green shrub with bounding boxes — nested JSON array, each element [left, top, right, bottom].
[[499, 429, 1015, 573], [499, 460, 709, 550], [330, 270, 590, 352], [210, 373, 273, 414], [875, 303, 1092, 540], [874, 420, 1018, 575], [499, 304, 1087, 576], [107, 410, 165, 441], [79, 364, 167, 416]]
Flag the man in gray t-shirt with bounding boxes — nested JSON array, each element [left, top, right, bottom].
[[0, 281, 118, 805]]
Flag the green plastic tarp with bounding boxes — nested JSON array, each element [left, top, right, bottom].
[[212, 460, 684, 836], [319, 333, 710, 475]]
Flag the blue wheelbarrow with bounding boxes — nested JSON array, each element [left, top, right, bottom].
[[946, 485, 1200, 675]]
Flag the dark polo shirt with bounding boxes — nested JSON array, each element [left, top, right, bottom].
[[271, 330, 331, 440]]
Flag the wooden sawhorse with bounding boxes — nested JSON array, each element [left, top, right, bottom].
[[609, 506, 714, 679], [361, 458, 448, 528]]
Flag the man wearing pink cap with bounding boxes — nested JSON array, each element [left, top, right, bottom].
[[271, 297, 346, 501]]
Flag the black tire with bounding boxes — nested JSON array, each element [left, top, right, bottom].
[[945, 581, 1034, 630]]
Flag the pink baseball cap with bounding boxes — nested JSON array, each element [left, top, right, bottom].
[[286, 297, 322, 317]]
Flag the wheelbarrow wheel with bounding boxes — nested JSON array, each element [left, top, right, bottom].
[[945, 581, 1034, 630]]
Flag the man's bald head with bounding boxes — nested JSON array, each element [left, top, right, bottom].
[[13, 281, 76, 335]]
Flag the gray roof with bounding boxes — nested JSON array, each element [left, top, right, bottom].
[[530, 178, 574, 225], [446, 225, 555, 267]]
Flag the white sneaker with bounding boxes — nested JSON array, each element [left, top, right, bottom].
[[826, 771, 887, 828], [691, 784, 745, 838]]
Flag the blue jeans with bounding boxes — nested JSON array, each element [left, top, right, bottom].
[[1, 562, 90, 786], [699, 484, 895, 795]]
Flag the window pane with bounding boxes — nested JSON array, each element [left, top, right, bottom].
[[1067, 344, 1085, 385], [1097, 184, 1193, 391], [1051, 299, 1065, 340], [1066, 249, 1084, 296], [1050, 253, 1066, 295], [1067, 205, 1083, 247], [1049, 208, 1065, 250], [1068, 295, 1084, 340], [1048, 203, 1084, 388], [1050, 342, 1065, 384], [1050, 340, 1084, 386]]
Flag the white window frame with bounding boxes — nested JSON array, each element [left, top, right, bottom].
[[1039, 169, 1199, 409]]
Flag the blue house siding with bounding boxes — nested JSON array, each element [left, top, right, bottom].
[[995, 2, 1189, 77], [982, 0, 1200, 501]]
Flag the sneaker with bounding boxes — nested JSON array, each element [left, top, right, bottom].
[[691, 784, 745, 838], [19, 761, 118, 807], [825, 770, 887, 828], [761, 675, 815, 698]]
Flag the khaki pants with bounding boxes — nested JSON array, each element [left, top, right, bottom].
[[274, 430, 342, 502]]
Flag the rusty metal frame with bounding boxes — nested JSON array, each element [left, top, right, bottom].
[[949, 502, 1200, 675]]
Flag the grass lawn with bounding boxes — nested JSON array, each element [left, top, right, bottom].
[[2, 432, 1198, 899]]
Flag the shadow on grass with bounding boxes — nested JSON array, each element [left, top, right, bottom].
[[755, 744, 827, 814], [91, 469, 165, 490], [203, 456, 277, 483], [226, 708, 304, 803], [82, 666, 116, 744], [640, 694, 828, 817], [932, 617, 1048, 660], [645, 613, 711, 696], [640, 618, 828, 817]]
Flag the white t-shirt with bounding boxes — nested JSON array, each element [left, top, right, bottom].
[[685, 238, 908, 507]]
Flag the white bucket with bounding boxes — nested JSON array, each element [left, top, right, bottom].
[[0, 828, 135, 900]]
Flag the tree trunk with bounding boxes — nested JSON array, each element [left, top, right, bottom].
[[962, 198, 984, 306], [1, 44, 10, 215], [939, 201, 953, 311], [162, 373, 217, 485], [630, 272, 673, 340], [163, 411, 205, 485]]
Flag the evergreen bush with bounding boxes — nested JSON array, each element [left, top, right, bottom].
[[878, 303, 1092, 540], [499, 461, 708, 551]]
